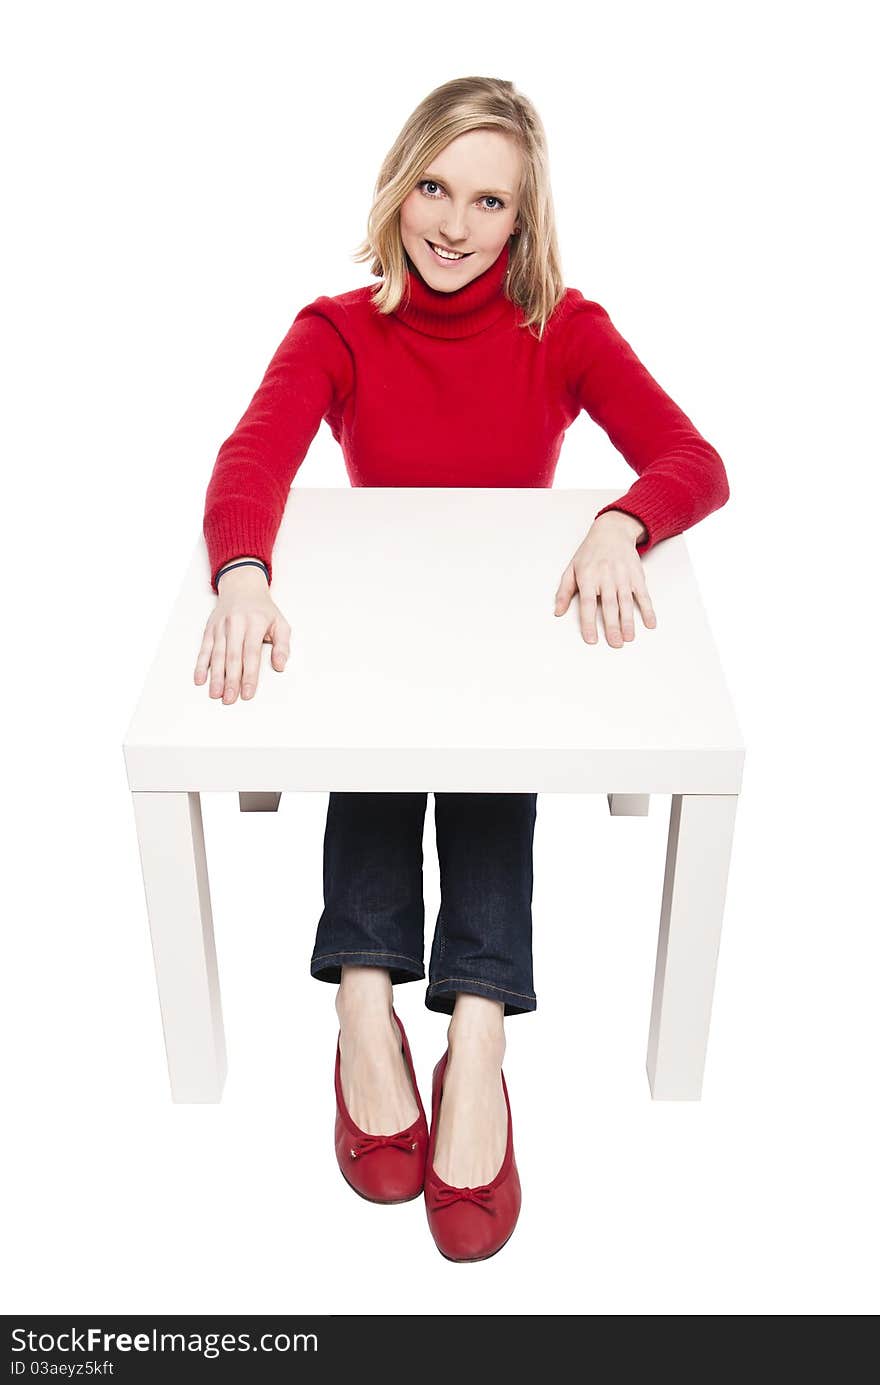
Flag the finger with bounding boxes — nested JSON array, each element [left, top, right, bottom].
[[554, 565, 577, 615], [269, 618, 291, 669], [634, 583, 657, 628], [618, 582, 636, 642], [578, 579, 599, 644], [222, 616, 246, 702], [240, 619, 267, 700], [208, 629, 227, 699], [194, 626, 215, 684], [599, 577, 623, 647]]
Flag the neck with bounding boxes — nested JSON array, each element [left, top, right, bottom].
[[391, 239, 514, 339]]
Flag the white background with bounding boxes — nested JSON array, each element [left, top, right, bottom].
[[3, 0, 877, 1316]]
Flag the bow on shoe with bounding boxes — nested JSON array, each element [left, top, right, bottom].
[[430, 1185, 496, 1214], [349, 1129, 420, 1160]]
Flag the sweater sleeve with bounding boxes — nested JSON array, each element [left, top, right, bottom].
[[203, 305, 354, 592], [559, 298, 730, 556]]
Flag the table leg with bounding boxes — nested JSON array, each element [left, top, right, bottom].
[[646, 793, 738, 1100], [239, 792, 281, 812], [131, 791, 227, 1102], [608, 793, 650, 816]]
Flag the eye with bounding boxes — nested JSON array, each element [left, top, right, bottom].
[[417, 180, 506, 211]]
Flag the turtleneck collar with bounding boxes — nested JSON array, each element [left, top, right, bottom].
[[391, 239, 513, 339]]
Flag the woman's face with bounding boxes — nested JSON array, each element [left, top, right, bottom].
[[399, 128, 522, 292]]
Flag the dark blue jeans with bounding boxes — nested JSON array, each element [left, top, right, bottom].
[[310, 792, 538, 1016]]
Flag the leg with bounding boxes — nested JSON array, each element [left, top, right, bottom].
[[647, 793, 738, 1100], [312, 792, 428, 1136], [608, 793, 650, 816], [310, 791, 429, 985], [131, 791, 226, 1102], [427, 793, 536, 1189], [433, 992, 508, 1188], [427, 792, 538, 1016], [335, 964, 422, 1135], [239, 792, 281, 812]]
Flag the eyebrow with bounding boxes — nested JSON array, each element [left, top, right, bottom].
[[422, 170, 513, 198]]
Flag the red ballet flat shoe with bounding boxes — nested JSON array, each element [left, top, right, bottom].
[[424, 1048, 521, 1262], [334, 1007, 428, 1204]]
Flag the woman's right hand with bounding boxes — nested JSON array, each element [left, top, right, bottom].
[[194, 564, 291, 703]]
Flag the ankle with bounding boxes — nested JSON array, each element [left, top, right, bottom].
[[447, 1027, 506, 1060], [447, 994, 505, 1049], [446, 1021, 506, 1067], [336, 967, 396, 1031]]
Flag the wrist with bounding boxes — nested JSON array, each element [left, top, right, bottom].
[[216, 557, 269, 591], [593, 510, 647, 544]]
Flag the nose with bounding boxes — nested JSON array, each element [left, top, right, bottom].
[[439, 207, 470, 244]]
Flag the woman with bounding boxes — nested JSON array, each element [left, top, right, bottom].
[[195, 76, 730, 1262]]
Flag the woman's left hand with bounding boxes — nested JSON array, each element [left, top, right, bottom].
[[554, 511, 657, 647]]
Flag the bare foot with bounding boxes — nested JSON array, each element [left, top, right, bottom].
[[335, 972, 420, 1135], [432, 1001, 508, 1188]]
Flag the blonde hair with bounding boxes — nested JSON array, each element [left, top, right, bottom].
[[351, 76, 566, 341]]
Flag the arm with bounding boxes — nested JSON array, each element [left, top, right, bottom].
[[203, 307, 354, 592], [560, 299, 730, 555]]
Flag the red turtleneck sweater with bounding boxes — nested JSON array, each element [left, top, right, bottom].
[[203, 240, 729, 592]]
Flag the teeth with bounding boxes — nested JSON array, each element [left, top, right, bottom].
[[430, 241, 465, 260]]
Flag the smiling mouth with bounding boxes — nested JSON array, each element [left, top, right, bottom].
[[425, 239, 473, 260]]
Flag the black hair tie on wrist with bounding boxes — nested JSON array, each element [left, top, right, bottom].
[[215, 558, 270, 588]]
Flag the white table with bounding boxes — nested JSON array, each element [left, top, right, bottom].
[[123, 487, 744, 1104]]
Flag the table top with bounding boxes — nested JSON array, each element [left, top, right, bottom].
[[123, 488, 744, 793]]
